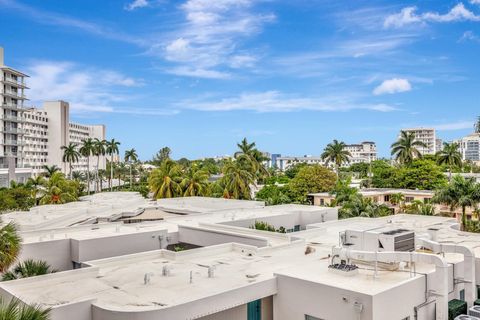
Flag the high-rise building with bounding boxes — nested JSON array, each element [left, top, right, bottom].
[[400, 128, 437, 155], [456, 133, 480, 163], [344, 141, 377, 164], [0, 47, 106, 186]]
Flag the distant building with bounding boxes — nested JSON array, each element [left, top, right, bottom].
[[0, 46, 106, 186], [344, 141, 377, 164], [456, 132, 480, 163], [275, 156, 325, 171], [400, 128, 437, 155]]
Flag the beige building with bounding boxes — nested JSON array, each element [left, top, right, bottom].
[[401, 128, 437, 155], [344, 141, 377, 164], [456, 132, 480, 163]]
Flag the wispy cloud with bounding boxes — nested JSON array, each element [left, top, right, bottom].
[[25, 61, 163, 116], [460, 30, 480, 42], [384, 3, 480, 29], [429, 121, 474, 131], [0, 0, 143, 45], [125, 0, 149, 11], [152, 0, 275, 78], [373, 78, 412, 95], [176, 91, 397, 113]]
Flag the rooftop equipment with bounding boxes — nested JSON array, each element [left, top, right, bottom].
[[470, 306, 480, 317], [342, 227, 415, 252]]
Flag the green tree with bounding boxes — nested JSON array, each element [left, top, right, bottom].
[[148, 160, 182, 199], [284, 163, 308, 179], [152, 147, 171, 166], [2, 260, 56, 281], [391, 130, 427, 164], [436, 142, 462, 179], [255, 185, 291, 205], [61, 142, 80, 180], [105, 139, 121, 191], [124, 148, 138, 188], [395, 159, 447, 190], [221, 160, 255, 200], [234, 138, 269, 182], [93, 139, 106, 192], [181, 167, 210, 196], [288, 165, 337, 203], [79, 138, 95, 194], [389, 193, 405, 206], [321, 140, 352, 175], [25, 176, 46, 206], [0, 297, 50, 320], [370, 160, 397, 188], [41, 165, 60, 178], [475, 116, 480, 134], [0, 223, 21, 273], [433, 175, 480, 230], [330, 178, 359, 206], [39, 172, 78, 205], [339, 196, 392, 219]]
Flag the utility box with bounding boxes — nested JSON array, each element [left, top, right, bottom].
[[343, 227, 415, 252]]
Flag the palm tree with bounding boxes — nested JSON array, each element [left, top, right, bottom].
[[181, 167, 210, 196], [124, 148, 138, 188], [475, 116, 480, 134], [391, 131, 427, 164], [0, 297, 50, 320], [105, 139, 121, 191], [433, 175, 480, 230], [39, 172, 77, 205], [389, 193, 405, 206], [234, 138, 256, 158], [93, 139, 106, 192], [436, 142, 462, 179], [2, 259, 56, 281], [221, 160, 255, 200], [148, 160, 182, 199], [61, 143, 80, 180], [321, 140, 352, 175], [41, 165, 60, 178], [339, 196, 391, 219], [79, 138, 95, 194], [0, 223, 22, 274], [25, 176, 46, 206], [234, 138, 270, 181]]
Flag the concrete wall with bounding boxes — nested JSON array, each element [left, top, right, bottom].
[[178, 225, 269, 248], [70, 229, 168, 263], [274, 274, 373, 320], [20, 239, 72, 271], [197, 304, 246, 320]]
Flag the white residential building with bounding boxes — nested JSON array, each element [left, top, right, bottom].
[[344, 141, 377, 164], [401, 127, 437, 155], [0, 194, 479, 320], [0, 47, 106, 186], [275, 156, 325, 171], [456, 132, 480, 163]]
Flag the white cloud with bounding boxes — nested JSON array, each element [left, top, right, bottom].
[[432, 121, 474, 131], [157, 0, 275, 78], [460, 30, 480, 42], [125, 0, 149, 11], [373, 78, 412, 95], [384, 4, 480, 28], [178, 91, 397, 113], [472, 0, 480, 4], [26, 61, 148, 115]]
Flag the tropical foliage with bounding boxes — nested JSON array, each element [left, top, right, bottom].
[[391, 130, 428, 164], [321, 139, 352, 174], [2, 260, 56, 281], [0, 223, 22, 273], [0, 297, 50, 320]]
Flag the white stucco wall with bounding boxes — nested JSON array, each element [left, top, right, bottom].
[[178, 225, 269, 247]]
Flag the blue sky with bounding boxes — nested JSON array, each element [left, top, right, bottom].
[[1, 0, 479, 160]]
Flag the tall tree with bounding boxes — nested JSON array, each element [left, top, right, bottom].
[[0, 297, 50, 320], [0, 223, 21, 274], [124, 148, 138, 188], [41, 165, 60, 178], [433, 175, 480, 230], [148, 160, 182, 199], [475, 116, 480, 133], [93, 138, 106, 192], [79, 138, 95, 194], [221, 160, 255, 200], [61, 142, 80, 180], [391, 131, 427, 164], [39, 172, 77, 205], [105, 139, 121, 191], [436, 142, 462, 179], [25, 176, 46, 206], [234, 138, 269, 182], [321, 139, 352, 175], [181, 166, 210, 196], [152, 147, 171, 166]]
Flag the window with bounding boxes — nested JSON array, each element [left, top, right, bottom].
[[384, 195, 390, 202], [405, 197, 414, 203]]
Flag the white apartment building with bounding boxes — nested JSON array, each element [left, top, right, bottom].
[[23, 101, 106, 175], [0, 47, 32, 186], [1, 194, 479, 320], [344, 141, 377, 164], [275, 156, 325, 171], [0, 47, 106, 186], [456, 132, 480, 163], [400, 128, 437, 155]]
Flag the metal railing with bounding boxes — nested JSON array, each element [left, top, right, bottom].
[[0, 114, 23, 122], [2, 77, 26, 87]]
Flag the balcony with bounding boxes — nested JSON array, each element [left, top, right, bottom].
[[1, 103, 25, 111], [1, 90, 27, 100], [0, 114, 24, 122], [1, 77, 28, 89], [2, 140, 25, 146], [1, 128, 25, 135]]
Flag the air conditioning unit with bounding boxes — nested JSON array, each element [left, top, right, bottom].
[[343, 227, 415, 252], [469, 306, 480, 317], [456, 315, 480, 320]]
